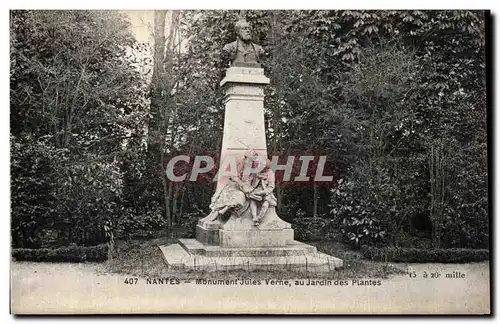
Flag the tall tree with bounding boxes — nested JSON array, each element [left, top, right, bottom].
[[11, 10, 148, 246]]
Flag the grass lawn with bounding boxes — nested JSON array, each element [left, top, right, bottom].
[[104, 237, 406, 280]]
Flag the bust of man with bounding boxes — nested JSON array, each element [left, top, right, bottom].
[[222, 19, 265, 67]]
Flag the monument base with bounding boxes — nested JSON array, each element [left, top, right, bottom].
[[160, 239, 343, 273], [197, 207, 294, 247], [196, 224, 220, 246], [219, 228, 294, 248], [163, 207, 344, 272]]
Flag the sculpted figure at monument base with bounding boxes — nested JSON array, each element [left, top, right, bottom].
[[200, 153, 278, 228]]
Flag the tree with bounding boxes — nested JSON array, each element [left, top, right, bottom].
[[10, 10, 487, 249], [11, 10, 149, 246]]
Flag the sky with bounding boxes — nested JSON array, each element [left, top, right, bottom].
[[122, 10, 155, 44], [122, 10, 186, 75], [122, 10, 184, 45]]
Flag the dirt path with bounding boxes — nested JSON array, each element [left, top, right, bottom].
[[10, 261, 490, 314]]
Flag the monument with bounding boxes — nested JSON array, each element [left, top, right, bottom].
[[160, 19, 343, 272]]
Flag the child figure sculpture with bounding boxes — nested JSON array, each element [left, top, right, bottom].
[[231, 155, 277, 226], [201, 154, 278, 227]]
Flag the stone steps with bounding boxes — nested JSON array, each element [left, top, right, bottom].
[[178, 238, 318, 257], [160, 241, 343, 273]]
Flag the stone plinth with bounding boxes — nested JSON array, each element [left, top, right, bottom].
[[196, 224, 220, 246], [160, 240, 343, 273], [196, 207, 293, 247], [219, 229, 293, 248], [161, 204, 344, 272], [220, 66, 270, 87], [219, 207, 293, 248], [178, 238, 317, 257]]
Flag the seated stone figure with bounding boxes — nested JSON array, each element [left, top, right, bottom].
[[231, 156, 277, 226], [202, 181, 247, 223], [250, 164, 278, 226], [201, 153, 277, 227], [199, 155, 252, 224]]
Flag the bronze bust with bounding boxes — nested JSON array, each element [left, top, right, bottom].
[[222, 19, 265, 67]]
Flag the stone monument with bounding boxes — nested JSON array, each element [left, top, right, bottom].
[[160, 19, 343, 272]]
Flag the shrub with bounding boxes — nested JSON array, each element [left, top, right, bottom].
[[392, 231, 433, 249], [12, 245, 108, 263], [292, 211, 335, 241], [361, 246, 489, 263], [329, 177, 396, 248], [340, 216, 386, 247], [178, 211, 205, 238], [115, 205, 167, 239], [10, 135, 67, 248]]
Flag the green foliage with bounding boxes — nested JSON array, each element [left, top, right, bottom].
[[10, 10, 150, 247], [177, 211, 205, 238], [10, 10, 487, 252], [11, 135, 67, 248], [10, 10, 148, 145], [361, 246, 489, 263], [325, 11, 486, 249], [291, 211, 335, 242], [12, 245, 108, 263], [115, 206, 166, 240], [341, 217, 386, 247], [330, 178, 390, 248]]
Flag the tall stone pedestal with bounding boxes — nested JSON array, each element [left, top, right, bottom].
[[160, 65, 343, 273], [216, 65, 270, 191]]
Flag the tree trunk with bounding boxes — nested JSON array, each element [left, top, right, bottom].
[[276, 184, 283, 214], [172, 185, 178, 226], [151, 10, 166, 122], [313, 182, 318, 218], [178, 186, 186, 223], [429, 141, 446, 248], [151, 10, 168, 230]]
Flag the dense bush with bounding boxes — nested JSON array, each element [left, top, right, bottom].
[[10, 10, 149, 248], [10, 10, 487, 252], [12, 245, 108, 263], [177, 210, 206, 238], [361, 246, 489, 263], [330, 178, 391, 248], [391, 231, 433, 249], [328, 24, 487, 250], [292, 211, 337, 241], [115, 205, 167, 239], [10, 135, 67, 248], [340, 216, 386, 247]]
